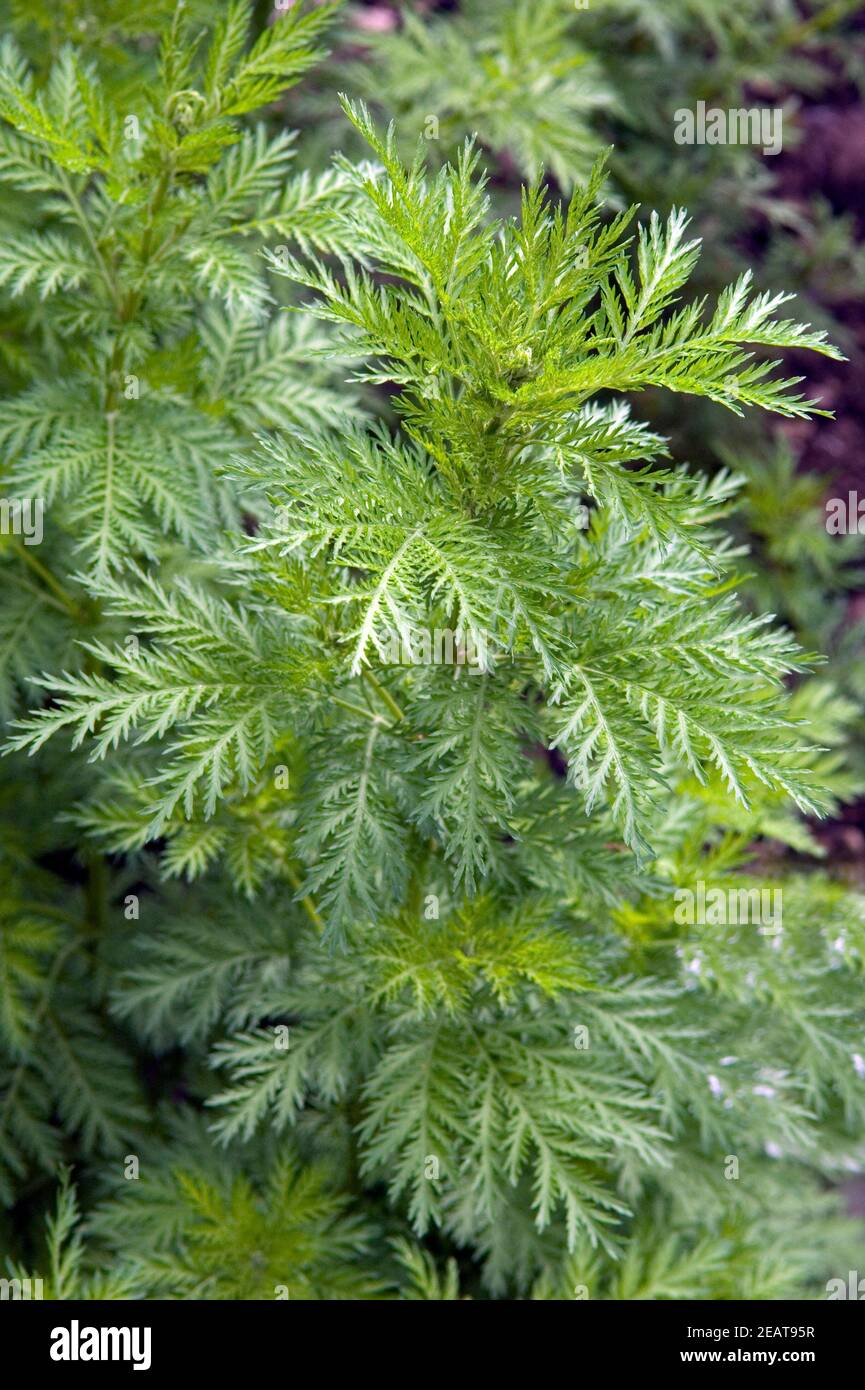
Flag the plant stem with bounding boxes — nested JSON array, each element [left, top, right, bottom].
[[284, 863, 325, 933], [363, 669, 406, 722], [11, 540, 85, 620], [85, 853, 108, 937], [332, 693, 395, 727]]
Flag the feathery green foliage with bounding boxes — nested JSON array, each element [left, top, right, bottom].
[[1, 3, 863, 1304], [0, 0, 353, 716]]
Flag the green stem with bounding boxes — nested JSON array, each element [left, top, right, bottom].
[[139, 164, 174, 265], [85, 853, 108, 937], [332, 693, 394, 727], [363, 670, 406, 723], [284, 864, 325, 933], [58, 170, 124, 316], [11, 540, 85, 620]]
